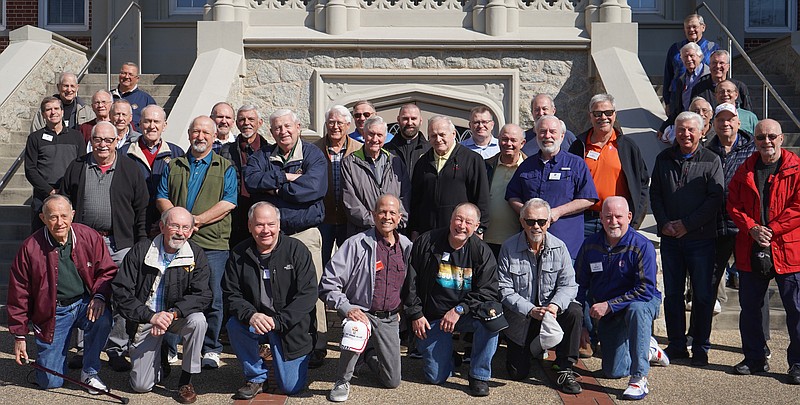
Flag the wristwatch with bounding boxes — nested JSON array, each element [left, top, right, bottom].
[[454, 305, 465, 315]]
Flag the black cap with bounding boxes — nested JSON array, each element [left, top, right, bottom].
[[474, 301, 509, 333]]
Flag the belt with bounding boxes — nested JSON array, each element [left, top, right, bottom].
[[368, 308, 401, 319], [56, 295, 83, 307], [584, 211, 601, 220]]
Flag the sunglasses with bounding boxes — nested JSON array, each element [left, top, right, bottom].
[[591, 110, 615, 118], [523, 218, 548, 227], [353, 112, 373, 119], [755, 133, 780, 142]]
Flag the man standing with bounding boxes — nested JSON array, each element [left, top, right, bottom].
[[320, 194, 411, 401], [224, 202, 318, 398], [24, 96, 86, 230], [220, 105, 270, 247], [243, 109, 330, 367], [506, 115, 598, 259], [728, 119, 800, 384], [405, 203, 499, 396], [576, 197, 668, 400], [157, 115, 237, 370], [342, 116, 410, 237], [79, 90, 114, 142], [659, 42, 711, 136], [569, 94, 650, 233], [692, 50, 752, 111], [349, 100, 393, 143], [112, 207, 211, 403], [211, 102, 237, 153], [650, 111, 723, 366], [409, 115, 490, 238], [111, 62, 156, 129], [8, 195, 116, 393], [523, 94, 577, 156], [498, 198, 583, 394], [663, 14, 719, 115], [385, 104, 430, 178], [31, 72, 94, 132], [484, 123, 526, 256], [461, 106, 500, 159]]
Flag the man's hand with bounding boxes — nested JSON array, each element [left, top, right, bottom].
[[285, 173, 301, 182], [149, 311, 174, 336], [14, 340, 28, 365], [529, 307, 546, 321], [545, 303, 559, 316], [670, 220, 688, 238], [589, 302, 611, 320], [346, 308, 370, 325], [412, 316, 431, 340], [749, 225, 773, 248], [249, 313, 276, 335], [439, 308, 461, 334], [550, 207, 562, 223], [87, 298, 106, 322]]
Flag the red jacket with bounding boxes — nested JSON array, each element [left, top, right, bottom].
[[727, 150, 800, 274], [6, 223, 118, 343]]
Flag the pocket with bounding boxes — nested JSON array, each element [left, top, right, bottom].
[[781, 232, 800, 266], [508, 264, 529, 292]]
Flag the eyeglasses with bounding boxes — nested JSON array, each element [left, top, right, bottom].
[[472, 120, 492, 127], [353, 112, 372, 119], [591, 110, 615, 118], [92, 101, 110, 106], [91, 137, 117, 144], [166, 223, 192, 232], [326, 120, 348, 127], [523, 218, 548, 227], [755, 133, 781, 142]]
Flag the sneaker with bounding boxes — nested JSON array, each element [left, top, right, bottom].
[[408, 348, 423, 359], [649, 337, 670, 366], [556, 369, 582, 394], [578, 342, 593, 358], [81, 371, 108, 395], [202, 352, 220, 369], [713, 300, 722, 316], [233, 381, 263, 400], [789, 364, 800, 385], [329, 380, 351, 402], [468, 376, 489, 397], [108, 355, 132, 372], [168, 353, 180, 364], [622, 376, 649, 400]]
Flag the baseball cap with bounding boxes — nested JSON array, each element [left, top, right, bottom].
[[340, 319, 371, 353], [529, 311, 564, 357], [474, 301, 509, 333], [714, 103, 738, 117]]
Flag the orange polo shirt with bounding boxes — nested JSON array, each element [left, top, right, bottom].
[[582, 129, 631, 212]]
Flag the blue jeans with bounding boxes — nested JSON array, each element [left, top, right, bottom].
[[318, 223, 347, 266], [226, 317, 309, 395], [740, 271, 800, 366], [203, 249, 230, 355], [416, 317, 498, 384], [661, 237, 715, 354], [35, 297, 112, 388], [596, 296, 661, 378]]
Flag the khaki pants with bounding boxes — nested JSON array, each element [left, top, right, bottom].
[[290, 227, 327, 334]]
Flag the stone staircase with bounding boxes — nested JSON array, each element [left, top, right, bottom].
[[734, 73, 800, 154], [78, 73, 186, 114]]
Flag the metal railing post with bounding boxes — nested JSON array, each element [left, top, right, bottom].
[[728, 38, 733, 77], [137, 8, 142, 73], [106, 42, 111, 90], [764, 85, 769, 119]]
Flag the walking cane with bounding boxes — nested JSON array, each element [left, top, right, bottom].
[[24, 358, 130, 404]]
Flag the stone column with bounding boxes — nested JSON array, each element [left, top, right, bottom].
[[233, 0, 250, 26], [584, 0, 600, 35], [472, 0, 486, 34], [485, 0, 507, 36], [315, 0, 327, 32], [213, 0, 236, 22], [346, 0, 360, 31], [505, 0, 519, 34], [599, 0, 622, 23], [619, 0, 632, 23], [326, 0, 348, 35]]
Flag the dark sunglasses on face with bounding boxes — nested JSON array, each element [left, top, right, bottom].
[[353, 112, 372, 119], [755, 133, 780, 142], [523, 218, 548, 227], [591, 110, 615, 118]]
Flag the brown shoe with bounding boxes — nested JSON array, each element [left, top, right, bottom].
[[579, 342, 594, 358], [176, 384, 197, 404]]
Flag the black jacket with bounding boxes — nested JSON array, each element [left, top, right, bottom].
[[409, 143, 490, 234], [384, 132, 431, 178], [403, 228, 498, 321], [568, 130, 650, 228], [691, 76, 752, 112], [223, 234, 318, 360], [112, 238, 212, 339], [61, 153, 149, 249]]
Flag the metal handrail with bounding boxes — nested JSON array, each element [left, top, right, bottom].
[[77, 1, 142, 89], [696, 2, 800, 129], [0, 151, 24, 195]]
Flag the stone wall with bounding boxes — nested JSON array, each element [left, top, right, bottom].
[[743, 35, 800, 94], [237, 48, 595, 135]]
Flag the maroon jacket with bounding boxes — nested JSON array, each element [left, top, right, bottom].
[[728, 150, 800, 274], [6, 223, 118, 343]]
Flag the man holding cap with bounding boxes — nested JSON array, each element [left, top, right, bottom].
[[319, 194, 412, 402], [404, 202, 499, 397], [498, 198, 583, 394], [576, 197, 668, 400]]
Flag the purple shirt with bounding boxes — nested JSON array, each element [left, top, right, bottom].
[[371, 231, 406, 312]]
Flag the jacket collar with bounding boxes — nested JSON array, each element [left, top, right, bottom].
[[144, 235, 196, 269], [511, 230, 560, 254]]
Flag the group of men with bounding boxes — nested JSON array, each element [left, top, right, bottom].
[[9, 57, 800, 405]]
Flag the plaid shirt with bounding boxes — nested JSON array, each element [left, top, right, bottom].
[[327, 139, 349, 201], [371, 231, 406, 312]]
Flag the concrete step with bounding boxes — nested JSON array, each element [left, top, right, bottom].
[[0, 172, 31, 189], [0, 240, 24, 262], [713, 284, 785, 330], [0, 188, 32, 206], [0, 143, 27, 159], [80, 73, 187, 86]]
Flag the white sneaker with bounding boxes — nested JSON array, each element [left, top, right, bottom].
[[329, 380, 351, 402], [202, 352, 220, 369], [713, 300, 722, 316], [168, 353, 180, 364], [649, 336, 670, 366], [622, 376, 649, 400], [81, 371, 108, 395]]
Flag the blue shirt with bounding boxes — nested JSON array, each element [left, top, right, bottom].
[[505, 150, 598, 258], [156, 152, 238, 212], [461, 136, 500, 159]]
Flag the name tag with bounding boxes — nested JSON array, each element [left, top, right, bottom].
[[42, 134, 53, 142], [590, 262, 603, 273], [586, 151, 600, 160], [548, 172, 561, 181], [442, 252, 451, 262], [262, 268, 270, 280], [376, 260, 384, 272]]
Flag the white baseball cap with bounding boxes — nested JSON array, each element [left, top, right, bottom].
[[530, 311, 564, 357], [340, 319, 371, 353]]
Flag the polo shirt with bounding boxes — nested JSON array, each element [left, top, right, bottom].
[[581, 129, 631, 212], [435, 143, 456, 173], [156, 152, 238, 212], [506, 150, 598, 258], [485, 153, 524, 245], [461, 136, 500, 159]]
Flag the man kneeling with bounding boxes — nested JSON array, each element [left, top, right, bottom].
[[112, 207, 211, 403], [576, 197, 668, 401]]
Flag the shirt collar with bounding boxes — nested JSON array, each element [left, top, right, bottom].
[[188, 152, 213, 166]]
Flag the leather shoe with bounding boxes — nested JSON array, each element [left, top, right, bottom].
[[734, 360, 769, 375], [690, 351, 708, 367], [788, 364, 800, 384], [176, 384, 197, 404], [468, 376, 489, 397], [234, 381, 263, 400], [663, 346, 690, 360]]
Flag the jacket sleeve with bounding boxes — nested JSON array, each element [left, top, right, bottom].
[[59, 160, 80, 204], [662, 42, 678, 107], [243, 149, 287, 195], [277, 146, 328, 205], [767, 173, 800, 237], [461, 239, 498, 315], [24, 134, 55, 197], [129, 161, 150, 242], [727, 165, 758, 234], [607, 241, 658, 313], [7, 242, 33, 337], [682, 157, 724, 232], [273, 242, 319, 334], [408, 162, 424, 233], [630, 140, 650, 228], [318, 238, 357, 317], [222, 252, 259, 324], [174, 247, 213, 317], [90, 231, 118, 300], [548, 247, 578, 311], [497, 242, 535, 316], [341, 159, 373, 229], [403, 235, 426, 320], [112, 243, 156, 323], [470, 155, 491, 230], [398, 158, 411, 228]]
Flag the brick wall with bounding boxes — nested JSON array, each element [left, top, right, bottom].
[[744, 38, 777, 51], [1, 0, 93, 53]]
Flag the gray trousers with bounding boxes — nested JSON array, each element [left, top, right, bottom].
[[337, 312, 401, 388], [129, 312, 207, 393]]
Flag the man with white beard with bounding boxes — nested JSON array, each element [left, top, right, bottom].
[[156, 115, 238, 370]]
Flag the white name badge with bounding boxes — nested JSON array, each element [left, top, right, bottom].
[[586, 151, 601, 160], [262, 268, 270, 280], [590, 262, 603, 273], [442, 252, 451, 262], [42, 134, 53, 142], [548, 172, 561, 181]]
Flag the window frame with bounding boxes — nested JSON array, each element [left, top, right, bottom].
[[0, 0, 6, 31], [170, 0, 206, 16], [745, 0, 797, 33], [628, 0, 662, 15], [39, 0, 90, 32]]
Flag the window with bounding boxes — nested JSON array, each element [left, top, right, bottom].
[[171, 0, 206, 15], [40, 0, 89, 31], [628, 0, 661, 14], [0, 1, 6, 31], [746, 0, 796, 32]]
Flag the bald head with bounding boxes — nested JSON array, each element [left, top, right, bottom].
[[601, 196, 632, 245]]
